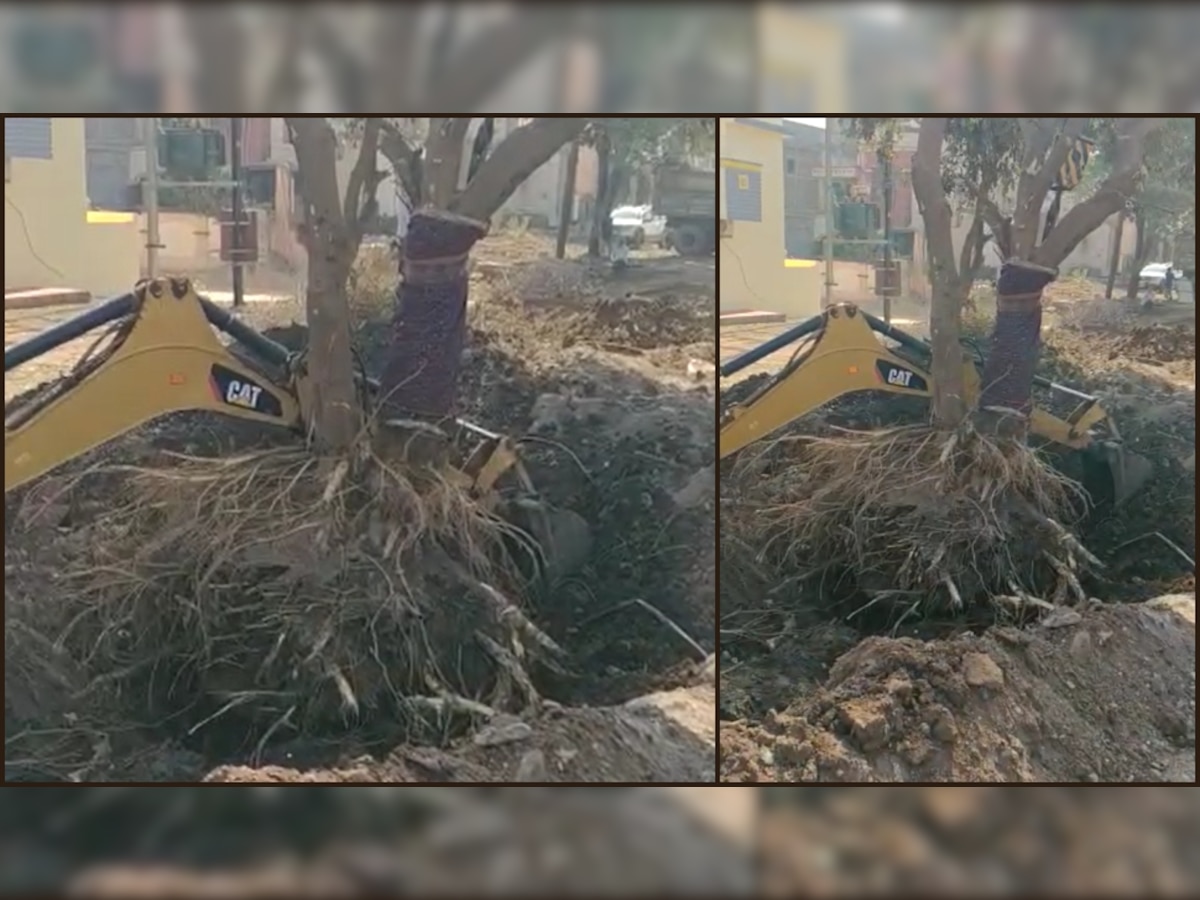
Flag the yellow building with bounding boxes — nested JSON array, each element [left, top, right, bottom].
[[5, 117, 139, 299], [756, 8, 847, 112], [719, 117, 822, 320]]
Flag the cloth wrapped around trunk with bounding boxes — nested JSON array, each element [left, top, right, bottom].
[[378, 210, 489, 420], [977, 259, 1058, 420]]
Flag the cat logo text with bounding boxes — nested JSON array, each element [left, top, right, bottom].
[[225, 380, 263, 410]]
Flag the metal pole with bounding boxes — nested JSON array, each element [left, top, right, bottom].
[[882, 151, 893, 324], [230, 117, 245, 307], [143, 118, 160, 278], [822, 121, 834, 308]]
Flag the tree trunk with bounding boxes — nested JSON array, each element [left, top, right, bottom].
[[286, 117, 366, 452], [1105, 211, 1127, 299], [589, 131, 613, 257], [910, 118, 968, 427], [976, 260, 1057, 437], [305, 246, 360, 450], [929, 279, 970, 427], [556, 140, 580, 259], [1125, 209, 1148, 300], [377, 210, 489, 422]]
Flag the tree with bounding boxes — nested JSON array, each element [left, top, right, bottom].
[[285, 117, 586, 449], [1117, 119, 1195, 299], [286, 117, 386, 451], [842, 117, 1166, 429], [583, 118, 716, 256]]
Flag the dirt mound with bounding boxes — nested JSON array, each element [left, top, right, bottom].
[[1116, 323, 1197, 363], [206, 682, 715, 783], [721, 595, 1195, 783]]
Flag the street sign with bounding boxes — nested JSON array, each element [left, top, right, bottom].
[[812, 166, 858, 178]]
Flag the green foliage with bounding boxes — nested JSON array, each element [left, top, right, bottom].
[[1134, 118, 1195, 249], [587, 118, 715, 167]]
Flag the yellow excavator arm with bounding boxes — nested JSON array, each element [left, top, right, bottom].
[[4, 278, 522, 499], [719, 303, 1149, 504]]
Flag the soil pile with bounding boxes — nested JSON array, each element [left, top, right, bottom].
[[722, 595, 1195, 782]]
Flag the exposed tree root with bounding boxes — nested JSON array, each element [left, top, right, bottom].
[[730, 423, 1098, 618], [8, 438, 564, 775]]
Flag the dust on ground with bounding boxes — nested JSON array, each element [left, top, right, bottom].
[[4, 231, 717, 783], [720, 289, 1195, 783]]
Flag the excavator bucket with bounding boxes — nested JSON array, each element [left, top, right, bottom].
[[1081, 442, 1155, 509], [507, 498, 593, 585]]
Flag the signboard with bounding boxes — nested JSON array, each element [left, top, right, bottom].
[[811, 166, 858, 178]]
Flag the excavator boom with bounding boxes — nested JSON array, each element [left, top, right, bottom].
[[719, 303, 1152, 506], [4, 278, 519, 499]]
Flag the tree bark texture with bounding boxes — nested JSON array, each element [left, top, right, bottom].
[[976, 260, 1058, 429], [378, 210, 489, 420]]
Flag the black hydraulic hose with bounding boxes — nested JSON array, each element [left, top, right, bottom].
[[719, 313, 825, 378], [199, 296, 292, 369], [860, 309, 1081, 397], [4, 293, 136, 373]]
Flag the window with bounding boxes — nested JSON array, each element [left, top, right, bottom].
[[786, 157, 796, 176], [4, 117, 53, 160], [724, 165, 762, 222]]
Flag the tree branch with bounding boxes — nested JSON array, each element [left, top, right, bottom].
[[343, 118, 381, 232], [378, 121, 425, 207], [425, 117, 473, 208], [979, 198, 1013, 259], [449, 117, 587, 222], [1011, 118, 1087, 258], [1034, 118, 1164, 267]]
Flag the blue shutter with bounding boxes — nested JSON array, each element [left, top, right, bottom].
[[5, 118, 53, 160], [724, 167, 762, 222]]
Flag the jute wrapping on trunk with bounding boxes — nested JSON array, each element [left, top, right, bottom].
[[378, 210, 489, 419], [978, 260, 1058, 418]]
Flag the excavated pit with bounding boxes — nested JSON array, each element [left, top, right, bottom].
[[5, 246, 717, 783], [719, 307, 1196, 782]]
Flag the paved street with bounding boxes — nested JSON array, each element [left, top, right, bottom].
[[4, 303, 104, 402]]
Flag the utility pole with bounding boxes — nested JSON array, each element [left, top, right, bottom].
[[822, 121, 834, 308], [143, 117, 160, 278], [230, 117, 245, 307], [881, 150, 894, 324]]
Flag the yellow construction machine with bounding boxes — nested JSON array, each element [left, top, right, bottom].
[[4, 277, 587, 572], [719, 302, 1153, 506]]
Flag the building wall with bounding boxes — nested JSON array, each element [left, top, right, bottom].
[[757, 11, 846, 112], [719, 118, 821, 320], [5, 117, 139, 297]]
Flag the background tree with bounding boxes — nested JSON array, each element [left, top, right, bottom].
[[584, 118, 717, 256], [842, 116, 1169, 428]]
